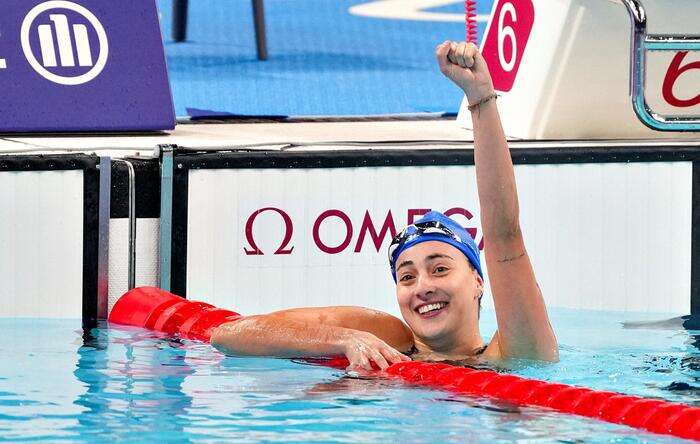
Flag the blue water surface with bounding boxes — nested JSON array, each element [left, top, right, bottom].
[[156, 0, 492, 117], [0, 309, 697, 442]]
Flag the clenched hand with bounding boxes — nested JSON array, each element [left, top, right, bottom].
[[436, 41, 495, 105]]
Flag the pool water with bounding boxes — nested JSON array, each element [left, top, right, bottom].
[[0, 308, 697, 442]]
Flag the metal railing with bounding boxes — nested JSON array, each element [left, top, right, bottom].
[[97, 156, 111, 320], [112, 159, 137, 291], [622, 0, 700, 131], [159, 145, 175, 292]]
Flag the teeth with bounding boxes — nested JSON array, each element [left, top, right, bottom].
[[417, 302, 447, 314]]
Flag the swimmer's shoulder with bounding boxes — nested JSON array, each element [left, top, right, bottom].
[[481, 331, 502, 360]]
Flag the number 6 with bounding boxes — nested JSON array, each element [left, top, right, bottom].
[[662, 51, 700, 108], [498, 2, 517, 72]]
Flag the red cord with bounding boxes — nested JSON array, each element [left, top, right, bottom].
[[465, 0, 477, 43]]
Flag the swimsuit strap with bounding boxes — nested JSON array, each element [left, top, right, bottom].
[[405, 345, 419, 357], [405, 344, 488, 358], [474, 344, 488, 355]]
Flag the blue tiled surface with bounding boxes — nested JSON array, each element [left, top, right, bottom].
[[157, 0, 491, 117]]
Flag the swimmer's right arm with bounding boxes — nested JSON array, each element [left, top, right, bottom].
[[210, 306, 414, 370], [436, 41, 558, 362]]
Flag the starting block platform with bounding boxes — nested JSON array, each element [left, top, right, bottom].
[[459, 0, 700, 139]]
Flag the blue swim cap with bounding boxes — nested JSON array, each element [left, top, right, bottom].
[[388, 210, 482, 282]]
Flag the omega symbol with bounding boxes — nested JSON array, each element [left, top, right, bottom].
[[21, 1, 108, 85]]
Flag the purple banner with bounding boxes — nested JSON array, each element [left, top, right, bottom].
[[0, 0, 175, 132]]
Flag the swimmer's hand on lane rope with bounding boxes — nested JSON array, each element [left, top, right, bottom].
[[436, 41, 495, 105], [341, 329, 411, 372]]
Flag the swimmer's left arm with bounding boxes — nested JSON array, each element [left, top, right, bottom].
[[210, 306, 415, 370], [436, 41, 558, 362]]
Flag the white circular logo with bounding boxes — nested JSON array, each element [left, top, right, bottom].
[[21, 1, 109, 85]]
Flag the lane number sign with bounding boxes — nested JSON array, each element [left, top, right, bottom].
[[481, 0, 534, 92], [663, 51, 700, 108]]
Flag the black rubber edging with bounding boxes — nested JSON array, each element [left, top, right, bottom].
[[0, 154, 98, 171], [692, 161, 700, 316], [83, 159, 100, 329], [171, 161, 189, 298], [172, 145, 700, 170], [111, 158, 161, 219]]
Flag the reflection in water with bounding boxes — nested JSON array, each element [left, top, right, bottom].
[[630, 330, 700, 405], [678, 331, 700, 404], [634, 332, 700, 405], [622, 315, 700, 404], [305, 374, 397, 395], [687, 330, 700, 351], [72, 322, 197, 440], [45, 319, 698, 442], [72, 327, 108, 431]]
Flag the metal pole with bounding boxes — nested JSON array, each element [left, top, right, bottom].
[[645, 36, 700, 51], [113, 159, 137, 291], [252, 0, 268, 60], [173, 0, 189, 42], [159, 145, 175, 291], [97, 156, 111, 319]]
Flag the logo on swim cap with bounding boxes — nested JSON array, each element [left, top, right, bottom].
[[388, 211, 482, 281]]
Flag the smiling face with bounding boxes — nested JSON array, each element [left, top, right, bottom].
[[394, 241, 484, 353]]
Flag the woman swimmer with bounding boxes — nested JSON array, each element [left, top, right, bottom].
[[210, 41, 559, 370]]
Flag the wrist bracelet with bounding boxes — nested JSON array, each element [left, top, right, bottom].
[[467, 92, 498, 112]]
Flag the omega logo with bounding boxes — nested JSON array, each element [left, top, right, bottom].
[[244, 207, 483, 256]]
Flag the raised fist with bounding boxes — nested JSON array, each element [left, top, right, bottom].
[[436, 41, 495, 105]]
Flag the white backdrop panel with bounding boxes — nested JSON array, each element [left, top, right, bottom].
[[0, 171, 84, 318], [187, 162, 691, 317], [517, 163, 691, 313], [108, 218, 161, 313]]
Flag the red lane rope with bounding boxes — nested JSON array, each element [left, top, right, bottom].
[[465, 0, 477, 43], [386, 362, 699, 441], [109, 286, 242, 342], [109, 287, 700, 441]]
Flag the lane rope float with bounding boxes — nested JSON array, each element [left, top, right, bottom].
[[108, 286, 242, 342], [109, 287, 700, 441]]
